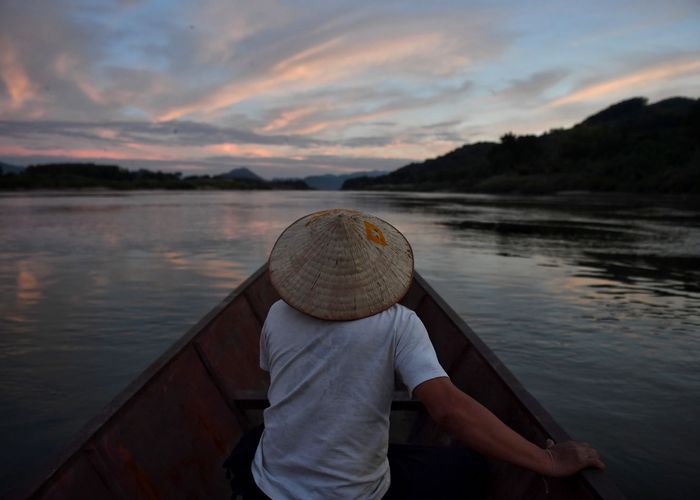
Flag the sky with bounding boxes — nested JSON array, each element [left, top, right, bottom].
[[0, 0, 699, 178]]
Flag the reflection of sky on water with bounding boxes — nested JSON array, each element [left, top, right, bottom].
[[16, 262, 41, 305], [0, 190, 699, 499]]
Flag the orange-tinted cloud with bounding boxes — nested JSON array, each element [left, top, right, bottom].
[[54, 52, 106, 104], [209, 143, 278, 158], [299, 138, 457, 162], [0, 144, 169, 162], [257, 78, 471, 137], [280, 108, 394, 136], [259, 104, 328, 133], [550, 58, 700, 107], [157, 31, 451, 121], [272, 32, 449, 80], [0, 38, 38, 110]]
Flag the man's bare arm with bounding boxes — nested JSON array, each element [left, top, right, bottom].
[[414, 377, 606, 477]]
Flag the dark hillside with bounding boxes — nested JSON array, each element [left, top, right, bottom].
[[343, 96, 700, 194]]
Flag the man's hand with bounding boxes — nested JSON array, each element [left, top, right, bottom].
[[415, 377, 606, 478], [544, 439, 606, 477]]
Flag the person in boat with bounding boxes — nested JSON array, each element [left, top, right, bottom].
[[225, 208, 605, 499]]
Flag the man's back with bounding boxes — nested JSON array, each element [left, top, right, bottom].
[[251, 300, 447, 499]]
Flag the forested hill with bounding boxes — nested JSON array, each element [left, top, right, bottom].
[[343, 97, 700, 194]]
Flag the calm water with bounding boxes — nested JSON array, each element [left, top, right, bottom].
[[1, 190, 699, 499]]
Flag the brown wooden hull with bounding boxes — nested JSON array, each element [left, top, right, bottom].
[[17, 265, 625, 499]]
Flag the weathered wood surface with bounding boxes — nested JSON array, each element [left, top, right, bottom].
[[17, 265, 625, 500]]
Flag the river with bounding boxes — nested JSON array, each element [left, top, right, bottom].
[[1, 190, 698, 498]]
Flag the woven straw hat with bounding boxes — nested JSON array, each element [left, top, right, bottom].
[[268, 208, 414, 321]]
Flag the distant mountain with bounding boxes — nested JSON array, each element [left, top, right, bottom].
[[303, 170, 387, 190], [217, 167, 263, 181], [343, 96, 700, 194], [0, 161, 24, 174]]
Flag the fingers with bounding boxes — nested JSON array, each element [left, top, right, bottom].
[[579, 443, 606, 470], [587, 448, 606, 470], [587, 452, 606, 470], [546, 438, 555, 449]]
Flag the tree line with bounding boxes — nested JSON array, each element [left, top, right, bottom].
[[0, 163, 310, 190]]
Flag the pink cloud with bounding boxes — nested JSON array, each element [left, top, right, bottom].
[[208, 143, 279, 158], [550, 57, 700, 107], [0, 38, 38, 110], [0, 144, 169, 162], [259, 104, 330, 133], [157, 31, 454, 121]]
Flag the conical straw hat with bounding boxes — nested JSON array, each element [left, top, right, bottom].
[[268, 208, 414, 321]]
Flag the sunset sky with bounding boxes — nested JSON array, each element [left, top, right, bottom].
[[1, 0, 699, 178]]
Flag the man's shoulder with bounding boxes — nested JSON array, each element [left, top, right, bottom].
[[267, 299, 295, 320], [269, 299, 287, 313], [383, 304, 428, 340], [266, 300, 318, 327], [364, 304, 422, 336], [392, 303, 414, 315], [385, 303, 418, 322]]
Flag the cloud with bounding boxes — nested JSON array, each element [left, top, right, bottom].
[[549, 54, 700, 107], [0, 38, 38, 111], [255, 79, 473, 137], [0, 144, 168, 162], [153, 5, 508, 121], [0, 119, 323, 148], [2, 0, 504, 126], [0, 0, 128, 120], [499, 69, 569, 102]]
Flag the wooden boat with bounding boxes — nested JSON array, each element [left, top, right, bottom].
[[17, 265, 625, 499]]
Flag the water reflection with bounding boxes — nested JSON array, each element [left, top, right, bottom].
[[577, 252, 700, 295], [370, 192, 700, 300], [161, 251, 190, 268], [16, 261, 41, 305]]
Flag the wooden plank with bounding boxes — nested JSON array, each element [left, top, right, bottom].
[[232, 390, 418, 410], [90, 346, 241, 500], [243, 269, 280, 324], [415, 295, 470, 376], [195, 294, 268, 395], [448, 346, 515, 422], [30, 451, 118, 500]]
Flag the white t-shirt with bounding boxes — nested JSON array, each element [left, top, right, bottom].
[[251, 300, 448, 500]]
